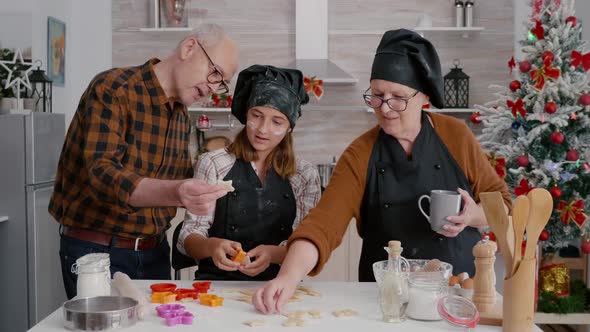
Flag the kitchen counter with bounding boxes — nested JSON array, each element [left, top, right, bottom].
[[29, 281, 542, 332]]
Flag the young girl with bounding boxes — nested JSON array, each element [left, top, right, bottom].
[[177, 65, 321, 280]]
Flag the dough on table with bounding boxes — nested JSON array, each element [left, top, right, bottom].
[[243, 320, 265, 327], [282, 318, 306, 327], [284, 310, 307, 319], [332, 309, 358, 317], [297, 285, 321, 297], [308, 309, 322, 319]]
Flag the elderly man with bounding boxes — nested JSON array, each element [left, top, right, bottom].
[[49, 24, 239, 299]]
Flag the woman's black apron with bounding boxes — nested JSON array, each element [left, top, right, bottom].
[[196, 159, 296, 281], [358, 112, 480, 281]]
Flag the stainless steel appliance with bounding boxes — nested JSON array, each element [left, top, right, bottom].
[[317, 156, 337, 192], [0, 112, 66, 331]]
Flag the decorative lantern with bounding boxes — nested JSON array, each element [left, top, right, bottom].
[[27, 60, 52, 113], [443, 59, 470, 108]]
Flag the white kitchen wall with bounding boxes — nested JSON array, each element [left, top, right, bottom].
[[0, 0, 112, 125]]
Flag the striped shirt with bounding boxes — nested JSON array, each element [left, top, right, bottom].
[[177, 148, 321, 255], [49, 59, 193, 238]]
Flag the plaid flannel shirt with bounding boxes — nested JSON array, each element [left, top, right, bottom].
[[49, 59, 193, 238], [177, 149, 321, 255]]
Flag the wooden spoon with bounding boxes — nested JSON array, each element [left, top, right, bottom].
[[524, 188, 553, 260], [511, 195, 530, 277], [480, 191, 513, 275]]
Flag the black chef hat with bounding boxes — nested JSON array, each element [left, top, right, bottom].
[[370, 29, 444, 109], [231, 65, 309, 128]]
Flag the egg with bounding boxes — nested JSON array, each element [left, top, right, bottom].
[[448, 275, 461, 287], [462, 278, 474, 289]]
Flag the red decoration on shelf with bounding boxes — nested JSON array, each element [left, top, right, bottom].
[[486, 154, 507, 179], [566, 16, 578, 27], [515, 178, 535, 196], [507, 98, 526, 118], [570, 51, 590, 71], [566, 149, 580, 161], [550, 132, 564, 145], [550, 186, 562, 199], [508, 56, 516, 74], [482, 232, 496, 242], [557, 199, 587, 229], [519, 60, 532, 73], [209, 93, 232, 107], [539, 230, 550, 241], [517, 154, 530, 167], [303, 76, 324, 100], [531, 57, 561, 90], [509, 80, 521, 92], [544, 101, 557, 114], [470, 112, 481, 124], [531, 20, 545, 40], [197, 115, 210, 130], [579, 94, 590, 106], [542, 51, 555, 62]]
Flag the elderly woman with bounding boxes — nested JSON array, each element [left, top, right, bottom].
[[252, 29, 510, 313], [177, 65, 321, 281]]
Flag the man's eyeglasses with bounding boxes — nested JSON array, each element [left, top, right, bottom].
[[197, 41, 230, 94], [362, 87, 419, 112]]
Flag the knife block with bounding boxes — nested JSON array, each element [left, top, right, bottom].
[[502, 257, 536, 332]]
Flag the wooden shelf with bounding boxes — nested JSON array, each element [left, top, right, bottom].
[[188, 107, 231, 113], [329, 27, 484, 38], [116, 27, 192, 32]]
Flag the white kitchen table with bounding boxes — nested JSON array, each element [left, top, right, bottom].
[[29, 280, 542, 332]]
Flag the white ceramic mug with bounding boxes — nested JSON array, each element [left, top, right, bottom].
[[418, 190, 461, 232]]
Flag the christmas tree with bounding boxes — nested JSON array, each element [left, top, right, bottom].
[[475, 0, 590, 252]]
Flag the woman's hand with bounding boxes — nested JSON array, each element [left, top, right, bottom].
[[207, 237, 241, 271], [440, 188, 486, 237], [252, 274, 300, 314], [239, 245, 273, 277]]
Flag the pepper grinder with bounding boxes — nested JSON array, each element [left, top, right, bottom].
[[464, 0, 474, 27], [472, 235, 497, 312]]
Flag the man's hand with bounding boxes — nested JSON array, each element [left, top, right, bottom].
[[177, 179, 228, 215]]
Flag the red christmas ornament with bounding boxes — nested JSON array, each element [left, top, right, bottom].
[[509, 80, 521, 92], [566, 16, 577, 27], [517, 155, 530, 167], [550, 132, 564, 145], [531, 20, 545, 40], [519, 60, 532, 73], [482, 232, 496, 242], [508, 56, 516, 74], [579, 94, 590, 106], [539, 230, 550, 241], [197, 115, 210, 129], [542, 51, 554, 62], [571, 113, 578, 120], [582, 241, 590, 254], [550, 186, 562, 199], [470, 112, 481, 124], [544, 101, 557, 114], [566, 149, 580, 161]]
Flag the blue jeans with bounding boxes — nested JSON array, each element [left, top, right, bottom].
[[59, 234, 171, 299]]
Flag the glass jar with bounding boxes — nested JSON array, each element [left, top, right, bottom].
[[72, 253, 111, 298], [405, 272, 448, 321]]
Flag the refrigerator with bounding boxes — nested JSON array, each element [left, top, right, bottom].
[[0, 112, 66, 331]]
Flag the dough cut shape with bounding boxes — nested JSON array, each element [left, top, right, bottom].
[[243, 320, 265, 327], [332, 309, 358, 317], [282, 318, 306, 327], [218, 179, 235, 192]]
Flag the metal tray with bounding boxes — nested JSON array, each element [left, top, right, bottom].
[[63, 296, 138, 331]]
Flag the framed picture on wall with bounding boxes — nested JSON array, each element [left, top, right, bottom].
[[47, 17, 65, 87]]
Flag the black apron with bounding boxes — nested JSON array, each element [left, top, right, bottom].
[[358, 112, 480, 281], [196, 159, 296, 281]]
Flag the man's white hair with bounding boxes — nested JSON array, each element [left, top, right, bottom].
[[178, 23, 226, 49]]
